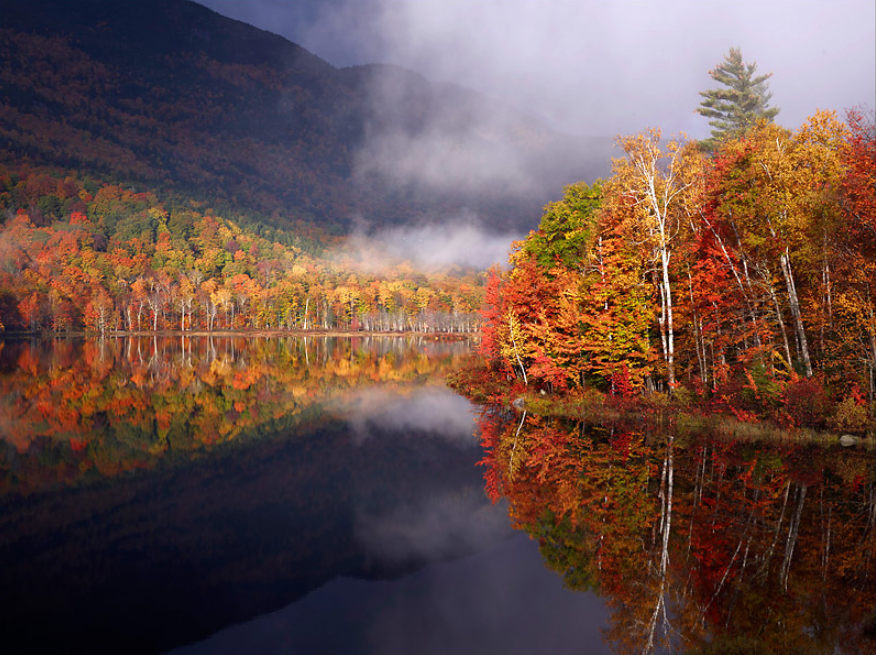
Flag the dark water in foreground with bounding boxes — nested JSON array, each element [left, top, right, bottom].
[[0, 337, 873, 654]]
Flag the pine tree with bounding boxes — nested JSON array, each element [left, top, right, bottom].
[[697, 47, 779, 149]]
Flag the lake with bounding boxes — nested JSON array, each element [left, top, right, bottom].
[[0, 336, 873, 654]]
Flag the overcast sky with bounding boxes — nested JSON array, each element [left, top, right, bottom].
[[196, 0, 874, 139]]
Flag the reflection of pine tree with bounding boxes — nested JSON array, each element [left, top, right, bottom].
[[697, 47, 779, 150]]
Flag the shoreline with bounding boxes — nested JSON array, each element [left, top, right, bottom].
[[447, 364, 876, 449], [0, 329, 480, 340]]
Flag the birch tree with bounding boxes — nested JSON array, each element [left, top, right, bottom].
[[606, 130, 703, 387]]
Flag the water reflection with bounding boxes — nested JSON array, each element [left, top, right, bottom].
[[341, 387, 480, 445], [173, 535, 610, 655], [0, 335, 469, 495], [5, 338, 872, 654], [478, 410, 876, 655], [0, 336, 509, 655]]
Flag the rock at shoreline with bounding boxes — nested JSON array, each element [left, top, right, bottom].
[[839, 434, 860, 447]]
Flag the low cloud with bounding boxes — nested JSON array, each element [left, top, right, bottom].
[[354, 124, 534, 197], [201, 0, 875, 139], [333, 214, 521, 271], [349, 65, 554, 199]]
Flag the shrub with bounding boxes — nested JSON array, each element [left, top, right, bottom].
[[779, 376, 830, 428], [829, 395, 869, 434], [741, 363, 782, 410]]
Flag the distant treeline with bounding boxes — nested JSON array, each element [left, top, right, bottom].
[[0, 166, 485, 335]]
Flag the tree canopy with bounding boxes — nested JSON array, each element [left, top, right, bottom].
[[0, 166, 486, 336], [697, 47, 780, 149], [477, 109, 876, 429]]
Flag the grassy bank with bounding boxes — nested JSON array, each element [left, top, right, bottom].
[[448, 356, 876, 449]]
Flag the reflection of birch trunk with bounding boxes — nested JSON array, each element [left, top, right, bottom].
[[509, 410, 527, 477], [862, 482, 876, 555], [868, 482, 876, 533], [780, 484, 807, 591], [699, 490, 758, 626], [646, 438, 674, 654], [761, 481, 791, 580], [820, 488, 832, 589], [687, 447, 708, 556], [149, 333, 160, 382]]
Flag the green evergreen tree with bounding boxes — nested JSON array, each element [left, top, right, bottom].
[[697, 47, 780, 149]]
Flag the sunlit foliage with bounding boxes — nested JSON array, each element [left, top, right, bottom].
[[0, 167, 485, 336], [480, 109, 876, 428]]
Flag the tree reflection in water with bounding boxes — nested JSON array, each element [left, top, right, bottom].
[[0, 335, 469, 495], [477, 409, 876, 654], [0, 335, 493, 654]]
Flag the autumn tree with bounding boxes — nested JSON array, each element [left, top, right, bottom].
[[522, 181, 602, 271], [604, 130, 704, 387], [0, 166, 488, 337], [704, 113, 850, 379], [833, 108, 876, 410]]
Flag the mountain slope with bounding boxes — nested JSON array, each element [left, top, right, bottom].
[[0, 0, 613, 233]]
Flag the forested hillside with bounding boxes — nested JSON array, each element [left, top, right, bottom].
[[0, 0, 612, 233], [0, 166, 485, 334]]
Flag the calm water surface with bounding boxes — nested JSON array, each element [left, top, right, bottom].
[[0, 337, 873, 654]]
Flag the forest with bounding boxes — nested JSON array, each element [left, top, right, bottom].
[[2, 0, 602, 233], [469, 108, 875, 433], [2, 18, 875, 436], [2, 104, 874, 434], [0, 165, 485, 335]]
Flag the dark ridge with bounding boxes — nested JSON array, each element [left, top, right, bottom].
[[0, 0, 613, 234]]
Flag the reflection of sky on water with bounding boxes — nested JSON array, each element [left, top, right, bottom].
[[355, 486, 510, 564], [1, 339, 617, 654], [346, 384, 518, 566], [167, 384, 613, 655], [170, 532, 611, 655], [338, 386, 479, 446]]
